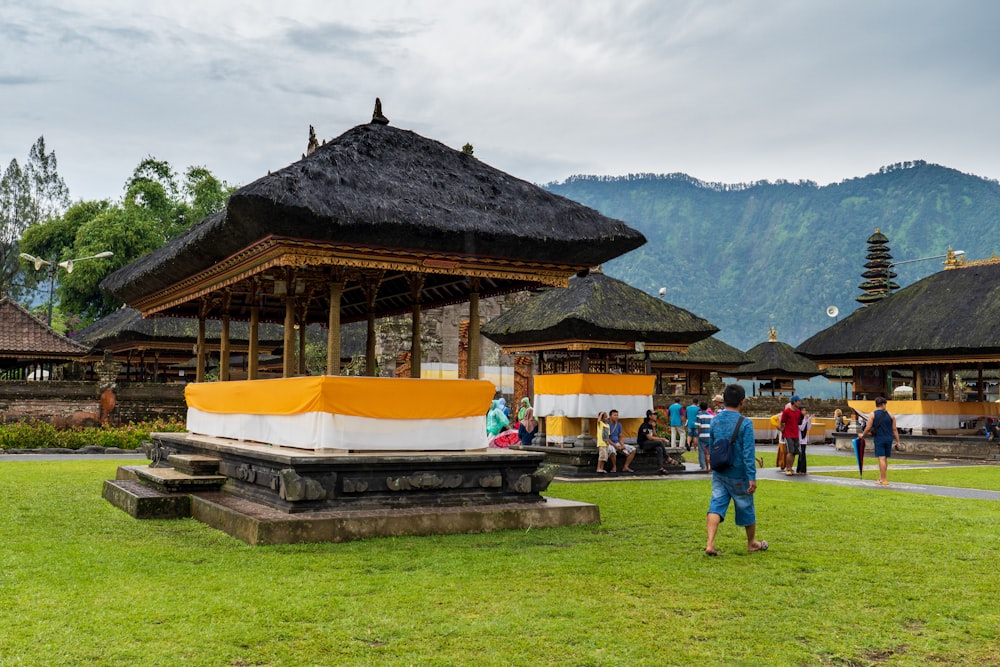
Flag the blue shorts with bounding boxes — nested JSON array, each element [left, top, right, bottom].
[[874, 439, 893, 458], [708, 474, 756, 526], [688, 426, 698, 437]]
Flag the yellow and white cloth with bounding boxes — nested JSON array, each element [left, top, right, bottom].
[[533, 374, 654, 419], [848, 399, 1000, 432], [185, 376, 496, 452]]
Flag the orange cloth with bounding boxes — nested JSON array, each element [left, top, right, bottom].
[[185, 376, 495, 419], [533, 373, 655, 396]]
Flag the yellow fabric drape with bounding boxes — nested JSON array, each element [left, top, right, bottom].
[[186, 377, 496, 419]]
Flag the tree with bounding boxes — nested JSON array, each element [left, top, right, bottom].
[[1, 137, 70, 297]]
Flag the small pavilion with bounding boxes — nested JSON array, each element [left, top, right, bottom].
[[796, 252, 1000, 434], [729, 327, 820, 396], [647, 336, 750, 396], [74, 306, 285, 383], [481, 270, 717, 451], [0, 296, 91, 380], [99, 102, 646, 543]]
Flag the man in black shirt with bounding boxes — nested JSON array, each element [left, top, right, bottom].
[[638, 410, 674, 475]]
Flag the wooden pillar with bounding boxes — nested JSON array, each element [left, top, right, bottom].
[[220, 312, 231, 382], [362, 271, 383, 377], [196, 300, 207, 383], [326, 279, 345, 376], [248, 302, 260, 380], [580, 350, 589, 374], [283, 296, 296, 378], [409, 274, 424, 379], [947, 365, 955, 401], [914, 365, 923, 400], [467, 278, 480, 379], [153, 351, 159, 383], [298, 313, 307, 376], [977, 363, 984, 402]]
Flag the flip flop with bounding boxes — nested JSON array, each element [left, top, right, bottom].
[[705, 549, 719, 557], [748, 541, 769, 553]]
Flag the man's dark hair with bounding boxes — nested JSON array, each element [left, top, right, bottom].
[[610, 409, 619, 416], [875, 396, 887, 406], [723, 384, 745, 408], [700, 401, 708, 410]]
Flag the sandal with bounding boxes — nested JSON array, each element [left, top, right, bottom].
[[748, 540, 769, 553], [705, 549, 719, 557]]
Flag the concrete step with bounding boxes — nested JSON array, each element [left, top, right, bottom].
[[133, 465, 227, 493], [102, 479, 191, 519], [167, 453, 222, 476]]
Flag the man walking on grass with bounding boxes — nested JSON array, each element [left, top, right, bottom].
[[779, 395, 803, 475], [859, 396, 900, 486], [705, 384, 768, 556]]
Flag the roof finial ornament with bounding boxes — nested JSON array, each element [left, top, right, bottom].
[[306, 124, 320, 156], [768, 326, 778, 342], [371, 98, 389, 125]]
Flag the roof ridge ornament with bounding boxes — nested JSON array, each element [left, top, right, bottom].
[[371, 98, 390, 125], [305, 125, 320, 157], [768, 326, 778, 342]]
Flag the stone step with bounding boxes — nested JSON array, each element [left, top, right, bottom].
[[167, 453, 222, 476], [133, 465, 227, 493], [102, 479, 191, 519]]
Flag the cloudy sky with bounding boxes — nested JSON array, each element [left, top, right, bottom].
[[3, 0, 999, 201]]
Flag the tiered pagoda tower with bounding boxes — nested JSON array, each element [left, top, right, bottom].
[[856, 228, 899, 304]]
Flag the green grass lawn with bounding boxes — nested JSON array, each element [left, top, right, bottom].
[[2, 459, 999, 666], [818, 463, 1000, 491]]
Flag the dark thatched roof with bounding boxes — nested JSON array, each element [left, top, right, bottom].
[[480, 271, 718, 348], [102, 120, 646, 317], [647, 336, 751, 368], [74, 307, 284, 350], [75, 307, 367, 359], [730, 339, 820, 379], [797, 261, 1000, 363], [0, 297, 90, 360]]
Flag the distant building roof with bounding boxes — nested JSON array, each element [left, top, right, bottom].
[[730, 328, 820, 379], [481, 271, 718, 352], [0, 297, 91, 360], [797, 259, 1000, 366]]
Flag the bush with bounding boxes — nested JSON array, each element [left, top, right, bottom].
[[0, 418, 187, 450]]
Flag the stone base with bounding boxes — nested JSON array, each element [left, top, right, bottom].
[[190, 492, 600, 545], [516, 444, 688, 477], [832, 432, 1000, 460], [104, 432, 601, 544]]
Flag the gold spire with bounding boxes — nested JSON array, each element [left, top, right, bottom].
[[768, 326, 778, 342]]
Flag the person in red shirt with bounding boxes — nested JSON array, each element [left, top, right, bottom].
[[779, 395, 803, 475]]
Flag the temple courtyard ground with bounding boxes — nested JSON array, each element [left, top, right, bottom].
[[1, 448, 997, 666]]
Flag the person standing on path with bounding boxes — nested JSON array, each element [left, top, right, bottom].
[[796, 406, 813, 475], [705, 384, 767, 556], [668, 397, 685, 450], [696, 401, 713, 470], [779, 395, 803, 475], [859, 396, 900, 486], [686, 398, 700, 451]]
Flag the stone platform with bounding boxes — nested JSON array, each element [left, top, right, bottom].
[[832, 432, 1000, 460], [103, 432, 600, 544], [516, 442, 688, 477]]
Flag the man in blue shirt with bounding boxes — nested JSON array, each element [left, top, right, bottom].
[[705, 384, 768, 556], [667, 397, 684, 449], [685, 398, 700, 451]]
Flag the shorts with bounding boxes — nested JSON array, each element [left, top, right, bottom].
[[874, 439, 894, 458], [783, 437, 800, 456], [688, 426, 698, 438], [609, 443, 636, 456], [597, 446, 610, 462], [708, 474, 756, 526]]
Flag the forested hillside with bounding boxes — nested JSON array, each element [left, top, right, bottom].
[[545, 162, 1000, 351]]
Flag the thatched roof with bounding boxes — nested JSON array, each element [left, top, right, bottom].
[[74, 307, 283, 350], [102, 115, 645, 323], [75, 307, 367, 360], [647, 336, 750, 368], [0, 297, 91, 361], [798, 261, 1000, 364], [730, 339, 820, 379], [480, 271, 717, 350]]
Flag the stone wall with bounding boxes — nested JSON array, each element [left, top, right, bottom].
[[0, 382, 186, 427]]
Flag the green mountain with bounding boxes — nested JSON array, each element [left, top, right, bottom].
[[544, 161, 1000, 352]]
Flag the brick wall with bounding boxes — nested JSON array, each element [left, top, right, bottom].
[[0, 382, 187, 427]]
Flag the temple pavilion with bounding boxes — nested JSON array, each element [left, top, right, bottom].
[[796, 251, 1000, 433], [481, 270, 717, 448], [728, 327, 820, 396], [0, 296, 90, 380], [99, 102, 646, 543]]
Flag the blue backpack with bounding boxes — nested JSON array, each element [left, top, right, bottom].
[[709, 416, 744, 472]]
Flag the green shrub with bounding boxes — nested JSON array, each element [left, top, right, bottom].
[[0, 418, 186, 450]]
